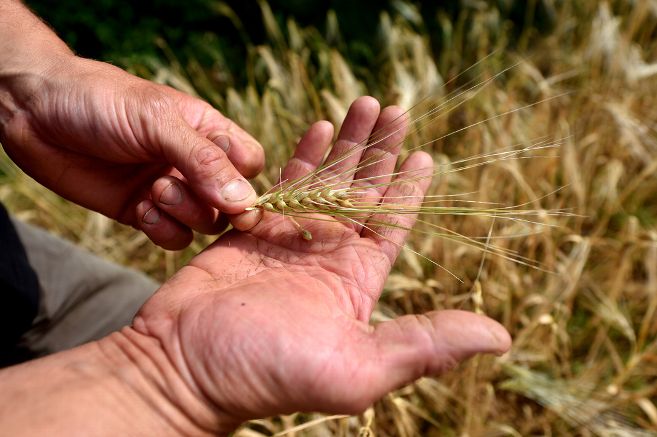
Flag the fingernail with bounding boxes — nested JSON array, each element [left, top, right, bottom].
[[142, 206, 160, 224], [159, 183, 182, 205], [222, 179, 255, 203], [488, 325, 512, 355], [212, 135, 231, 153], [231, 208, 263, 231]]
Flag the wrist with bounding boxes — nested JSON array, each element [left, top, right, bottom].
[[0, 326, 237, 436], [97, 326, 239, 436], [0, 1, 74, 127]]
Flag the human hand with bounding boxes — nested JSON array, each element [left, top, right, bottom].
[[0, 54, 263, 249], [133, 97, 512, 433]]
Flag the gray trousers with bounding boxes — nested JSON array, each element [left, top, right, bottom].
[[14, 220, 158, 357]]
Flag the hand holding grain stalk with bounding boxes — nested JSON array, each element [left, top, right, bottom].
[[130, 96, 514, 433], [0, 2, 553, 433], [0, 95, 512, 435], [0, 0, 264, 250]]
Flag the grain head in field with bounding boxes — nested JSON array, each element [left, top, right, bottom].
[[2, 0, 657, 435]]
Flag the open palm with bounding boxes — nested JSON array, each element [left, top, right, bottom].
[[134, 97, 511, 432]]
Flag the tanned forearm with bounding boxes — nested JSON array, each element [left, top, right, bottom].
[[0, 327, 230, 436], [0, 5, 213, 433], [0, 0, 72, 72], [0, 0, 74, 123]]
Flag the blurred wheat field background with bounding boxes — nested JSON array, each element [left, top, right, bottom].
[[2, 0, 657, 435]]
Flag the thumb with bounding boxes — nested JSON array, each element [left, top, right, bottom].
[[368, 310, 510, 396], [156, 119, 258, 214]]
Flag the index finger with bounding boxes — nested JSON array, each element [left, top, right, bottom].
[[175, 90, 265, 178]]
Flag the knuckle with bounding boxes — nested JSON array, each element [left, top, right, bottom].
[[283, 158, 314, 178], [352, 177, 378, 191], [414, 313, 435, 330], [129, 83, 171, 119], [133, 86, 178, 148], [368, 146, 396, 164], [397, 180, 421, 198], [379, 216, 406, 238], [436, 356, 459, 375], [140, 87, 173, 118], [190, 142, 232, 180], [195, 143, 224, 166]]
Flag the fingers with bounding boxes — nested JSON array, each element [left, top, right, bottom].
[[281, 121, 334, 181], [333, 311, 510, 414], [154, 119, 258, 215], [204, 125, 264, 179], [349, 106, 409, 232], [230, 120, 334, 232], [230, 208, 263, 232], [151, 176, 224, 235], [136, 175, 228, 250], [317, 96, 380, 188], [362, 311, 510, 403], [361, 151, 434, 264], [176, 90, 265, 178], [135, 200, 194, 250]]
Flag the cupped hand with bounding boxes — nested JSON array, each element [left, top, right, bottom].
[[133, 97, 511, 432], [0, 55, 264, 249]]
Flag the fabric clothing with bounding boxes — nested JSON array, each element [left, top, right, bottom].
[[0, 206, 159, 366], [0, 204, 40, 366]]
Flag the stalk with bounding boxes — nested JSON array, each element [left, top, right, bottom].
[[247, 68, 569, 273]]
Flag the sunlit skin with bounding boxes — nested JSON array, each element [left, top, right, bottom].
[[0, 1, 264, 249], [0, 93, 510, 436], [136, 97, 512, 432], [0, 96, 512, 436], [0, 3, 511, 434]]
